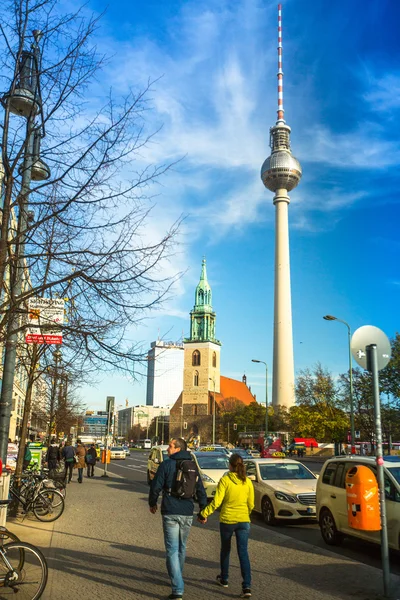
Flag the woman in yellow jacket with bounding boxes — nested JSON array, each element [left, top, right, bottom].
[[198, 453, 254, 598]]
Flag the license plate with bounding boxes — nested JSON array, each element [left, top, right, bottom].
[[306, 507, 315, 514]]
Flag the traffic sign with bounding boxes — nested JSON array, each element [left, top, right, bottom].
[[351, 326, 391, 372]]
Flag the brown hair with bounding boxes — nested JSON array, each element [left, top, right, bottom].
[[171, 438, 187, 452], [229, 453, 247, 483]]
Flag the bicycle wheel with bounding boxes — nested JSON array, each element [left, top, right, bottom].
[[0, 531, 23, 576], [32, 490, 65, 522], [42, 481, 65, 506], [0, 541, 48, 599]]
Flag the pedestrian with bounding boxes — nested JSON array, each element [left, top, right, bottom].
[[198, 453, 254, 598], [86, 443, 97, 478], [46, 438, 60, 475], [62, 440, 76, 483], [74, 439, 87, 483], [149, 437, 208, 600], [22, 441, 32, 470]]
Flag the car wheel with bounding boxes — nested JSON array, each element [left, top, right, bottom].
[[262, 497, 276, 526], [319, 509, 343, 546]]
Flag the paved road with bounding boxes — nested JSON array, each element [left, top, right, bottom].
[[106, 451, 400, 577], [8, 452, 399, 600]]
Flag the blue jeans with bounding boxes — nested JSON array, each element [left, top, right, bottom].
[[77, 468, 83, 481], [220, 522, 251, 589], [162, 515, 193, 595]]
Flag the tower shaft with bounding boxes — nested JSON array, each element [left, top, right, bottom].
[[272, 190, 295, 407], [260, 4, 302, 410]]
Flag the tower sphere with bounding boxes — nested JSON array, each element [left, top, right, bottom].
[[261, 150, 302, 193]]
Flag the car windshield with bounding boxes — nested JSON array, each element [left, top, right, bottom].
[[387, 467, 400, 485], [231, 450, 249, 458], [259, 463, 315, 480], [195, 454, 229, 469], [111, 447, 123, 451]]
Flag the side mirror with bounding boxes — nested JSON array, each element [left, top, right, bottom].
[[248, 475, 256, 481]]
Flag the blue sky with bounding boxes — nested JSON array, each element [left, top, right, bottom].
[[78, 0, 400, 411]]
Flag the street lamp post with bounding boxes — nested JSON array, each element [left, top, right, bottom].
[[209, 377, 216, 444], [323, 315, 355, 453], [252, 360, 268, 444]]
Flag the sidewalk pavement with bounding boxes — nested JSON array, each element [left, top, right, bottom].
[[6, 467, 400, 600]]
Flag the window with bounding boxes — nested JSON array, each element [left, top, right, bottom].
[[192, 350, 201, 366], [212, 352, 217, 368], [322, 463, 337, 485], [194, 371, 199, 386], [246, 462, 257, 479], [334, 462, 346, 488], [192, 405, 198, 416]]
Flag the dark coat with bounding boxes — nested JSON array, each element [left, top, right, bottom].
[[149, 450, 208, 516], [86, 447, 97, 464], [46, 444, 60, 463], [62, 445, 76, 462]]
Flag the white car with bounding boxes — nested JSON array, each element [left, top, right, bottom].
[[245, 458, 318, 525], [110, 446, 126, 460], [192, 452, 230, 499], [317, 455, 400, 549]]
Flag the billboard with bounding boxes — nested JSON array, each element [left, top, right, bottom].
[[25, 297, 64, 344]]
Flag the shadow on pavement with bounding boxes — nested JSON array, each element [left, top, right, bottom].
[[46, 545, 229, 599], [275, 563, 388, 600]]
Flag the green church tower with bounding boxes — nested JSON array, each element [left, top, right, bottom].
[[187, 258, 220, 344]]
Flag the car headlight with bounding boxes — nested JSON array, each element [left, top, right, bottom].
[[201, 473, 215, 483], [274, 491, 297, 503]]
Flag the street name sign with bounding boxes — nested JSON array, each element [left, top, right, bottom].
[[25, 297, 64, 344]]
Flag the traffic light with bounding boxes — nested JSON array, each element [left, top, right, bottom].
[[233, 423, 237, 431]]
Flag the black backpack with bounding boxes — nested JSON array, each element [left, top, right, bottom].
[[170, 459, 199, 499]]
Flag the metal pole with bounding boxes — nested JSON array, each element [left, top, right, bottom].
[[0, 122, 34, 465], [180, 406, 183, 438], [265, 363, 269, 441], [323, 317, 355, 452], [102, 404, 112, 478], [347, 325, 355, 453], [367, 344, 391, 598], [212, 380, 216, 444]]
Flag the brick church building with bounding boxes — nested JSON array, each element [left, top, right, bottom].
[[169, 259, 256, 444]]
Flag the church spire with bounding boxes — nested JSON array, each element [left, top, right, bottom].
[[186, 258, 220, 345], [194, 257, 212, 309]]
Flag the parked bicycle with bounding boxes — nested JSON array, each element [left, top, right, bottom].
[[0, 504, 48, 599], [9, 473, 65, 522]]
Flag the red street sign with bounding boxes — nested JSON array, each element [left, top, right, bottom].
[[26, 333, 62, 344]]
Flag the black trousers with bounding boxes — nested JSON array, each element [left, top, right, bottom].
[[65, 461, 74, 482], [87, 464, 95, 477]]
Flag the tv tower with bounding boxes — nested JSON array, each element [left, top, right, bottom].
[[261, 4, 302, 409]]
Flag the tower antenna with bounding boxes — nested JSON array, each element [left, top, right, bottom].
[[277, 4, 285, 124]]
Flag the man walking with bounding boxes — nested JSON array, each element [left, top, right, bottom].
[[149, 438, 208, 600], [86, 443, 97, 477]]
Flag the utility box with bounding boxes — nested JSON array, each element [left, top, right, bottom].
[[346, 465, 380, 531], [101, 450, 111, 464]]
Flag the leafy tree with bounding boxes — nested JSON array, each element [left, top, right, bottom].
[[294, 363, 348, 441], [380, 332, 400, 402]]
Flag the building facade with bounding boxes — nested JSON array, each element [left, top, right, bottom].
[[146, 340, 184, 408], [82, 412, 108, 440]]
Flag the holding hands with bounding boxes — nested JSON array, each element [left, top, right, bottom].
[[197, 514, 207, 524]]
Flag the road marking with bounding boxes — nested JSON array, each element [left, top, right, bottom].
[[108, 463, 146, 474]]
